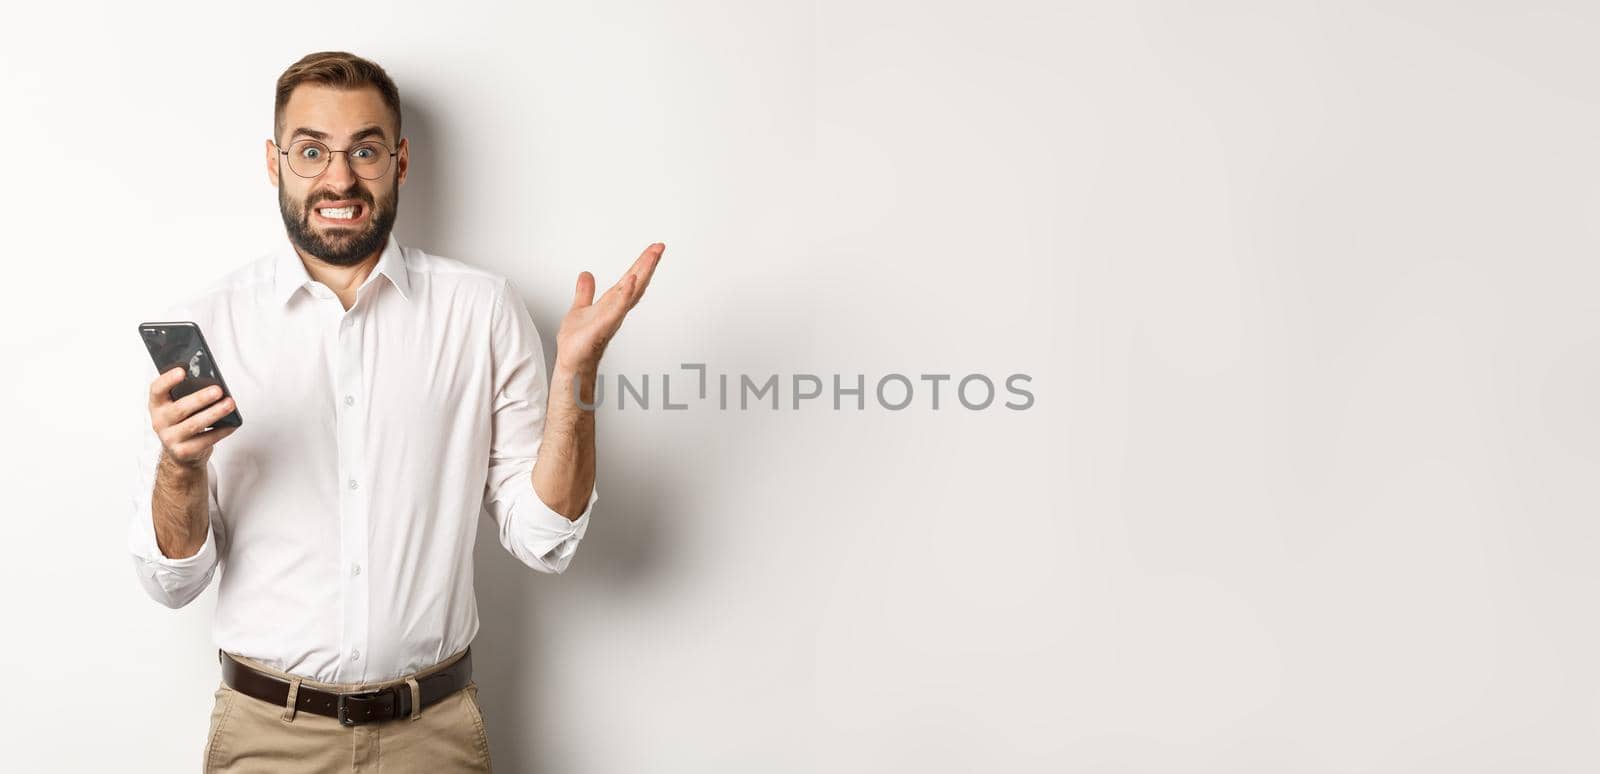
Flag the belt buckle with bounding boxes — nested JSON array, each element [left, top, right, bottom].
[[337, 688, 389, 727]]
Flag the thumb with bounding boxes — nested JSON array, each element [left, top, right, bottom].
[[571, 271, 596, 309]]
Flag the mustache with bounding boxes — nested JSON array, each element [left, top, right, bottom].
[[303, 189, 374, 209]]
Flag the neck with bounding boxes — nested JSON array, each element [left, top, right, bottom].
[[294, 244, 382, 299]]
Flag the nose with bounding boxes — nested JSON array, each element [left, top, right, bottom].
[[318, 150, 359, 188]]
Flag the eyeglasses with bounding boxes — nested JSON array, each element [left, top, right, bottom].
[[273, 138, 398, 180]]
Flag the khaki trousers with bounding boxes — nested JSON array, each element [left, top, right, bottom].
[[203, 647, 492, 773]]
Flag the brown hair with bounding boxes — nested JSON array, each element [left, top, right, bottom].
[[274, 51, 402, 142]]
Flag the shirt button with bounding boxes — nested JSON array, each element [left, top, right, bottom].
[[351, 563, 361, 577], [350, 649, 360, 661], [344, 395, 355, 406], [348, 479, 359, 490]]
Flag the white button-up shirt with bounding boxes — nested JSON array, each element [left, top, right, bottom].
[[127, 233, 596, 683]]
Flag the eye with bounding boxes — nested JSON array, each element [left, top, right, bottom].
[[299, 146, 323, 160], [351, 145, 376, 160]]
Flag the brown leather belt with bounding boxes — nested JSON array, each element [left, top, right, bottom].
[[218, 647, 472, 727]]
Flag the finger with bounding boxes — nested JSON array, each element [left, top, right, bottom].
[[171, 424, 239, 460], [605, 243, 663, 303], [148, 367, 188, 408], [602, 275, 638, 326], [616, 243, 664, 308], [620, 272, 639, 305], [629, 242, 664, 302], [570, 271, 595, 309], [603, 274, 636, 314], [173, 396, 236, 442], [594, 272, 632, 309], [175, 395, 236, 439], [600, 271, 631, 302], [158, 385, 227, 429]]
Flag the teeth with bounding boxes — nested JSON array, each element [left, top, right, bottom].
[[318, 206, 356, 219]]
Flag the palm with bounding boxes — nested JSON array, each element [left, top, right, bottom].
[[556, 242, 665, 371]]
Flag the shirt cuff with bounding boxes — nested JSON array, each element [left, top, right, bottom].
[[145, 516, 218, 568], [519, 485, 597, 563], [131, 507, 219, 608]]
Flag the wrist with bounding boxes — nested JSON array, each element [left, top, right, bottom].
[[158, 450, 207, 481], [553, 358, 598, 380], [551, 361, 601, 409]]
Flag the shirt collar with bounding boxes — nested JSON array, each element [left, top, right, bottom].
[[273, 231, 412, 306]]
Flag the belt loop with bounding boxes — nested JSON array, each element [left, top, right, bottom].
[[405, 677, 422, 720], [281, 677, 302, 723]]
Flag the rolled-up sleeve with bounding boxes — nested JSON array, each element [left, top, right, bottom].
[[127, 357, 224, 608], [481, 277, 596, 574]]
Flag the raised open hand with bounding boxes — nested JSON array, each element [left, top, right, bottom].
[[555, 242, 664, 373]]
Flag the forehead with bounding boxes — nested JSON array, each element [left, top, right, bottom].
[[280, 83, 396, 141]]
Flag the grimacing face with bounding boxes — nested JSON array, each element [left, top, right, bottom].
[[266, 84, 408, 267]]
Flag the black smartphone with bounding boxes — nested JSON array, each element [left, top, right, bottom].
[[138, 321, 243, 429]]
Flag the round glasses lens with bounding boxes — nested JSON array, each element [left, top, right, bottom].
[[347, 143, 392, 179], [287, 140, 331, 178]]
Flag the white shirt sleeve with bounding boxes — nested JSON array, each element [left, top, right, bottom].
[[127, 340, 224, 609], [481, 277, 597, 574]]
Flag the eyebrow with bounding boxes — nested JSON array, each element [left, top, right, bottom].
[[288, 125, 389, 143]]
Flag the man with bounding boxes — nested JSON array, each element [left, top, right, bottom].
[[127, 51, 662, 772]]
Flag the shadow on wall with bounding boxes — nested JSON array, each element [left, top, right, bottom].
[[396, 94, 685, 773], [392, 96, 457, 256]]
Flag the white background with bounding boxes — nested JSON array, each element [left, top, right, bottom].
[[3, 1, 1598, 771]]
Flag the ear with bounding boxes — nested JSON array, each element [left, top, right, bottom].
[[265, 138, 280, 188], [395, 137, 409, 188]]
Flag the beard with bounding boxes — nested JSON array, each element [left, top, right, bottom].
[[279, 181, 399, 267]]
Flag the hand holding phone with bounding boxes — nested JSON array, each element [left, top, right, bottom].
[[139, 321, 243, 467], [146, 367, 239, 468]]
